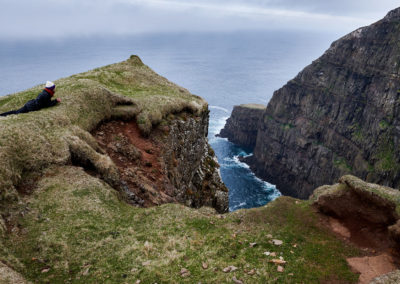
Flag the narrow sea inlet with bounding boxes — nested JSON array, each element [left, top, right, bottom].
[[0, 31, 336, 210], [208, 106, 280, 211]]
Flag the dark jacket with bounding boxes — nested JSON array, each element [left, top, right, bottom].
[[25, 89, 58, 111]]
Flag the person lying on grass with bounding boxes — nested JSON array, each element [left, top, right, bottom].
[[0, 81, 61, 117]]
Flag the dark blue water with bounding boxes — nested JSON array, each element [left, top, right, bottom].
[[0, 31, 338, 211]]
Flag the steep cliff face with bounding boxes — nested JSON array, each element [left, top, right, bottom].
[[91, 113, 228, 213], [219, 104, 266, 149], [162, 112, 228, 213], [245, 8, 400, 198]]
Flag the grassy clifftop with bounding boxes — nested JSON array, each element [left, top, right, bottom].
[[0, 55, 206, 212], [4, 166, 360, 283], [0, 56, 365, 283]]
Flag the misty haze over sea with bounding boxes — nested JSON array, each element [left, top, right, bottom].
[[0, 31, 337, 210]]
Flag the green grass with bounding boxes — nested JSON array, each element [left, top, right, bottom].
[[379, 120, 390, 130], [0, 57, 211, 282], [375, 137, 400, 172], [333, 155, 353, 172], [281, 123, 295, 130], [70, 55, 206, 135], [3, 166, 361, 283], [349, 123, 364, 143], [239, 104, 266, 110]]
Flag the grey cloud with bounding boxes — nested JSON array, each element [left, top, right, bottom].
[[0, 0, 398, 39]]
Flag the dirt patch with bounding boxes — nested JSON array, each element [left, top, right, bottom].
[[317, 212, 400, 283], [317, 209, 400, 283], [93, 120, 176, 207], [347, 254, 397, 284], [328, 217, 351, 239]]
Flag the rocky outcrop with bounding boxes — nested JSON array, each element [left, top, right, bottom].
[[219, 104, 266, 149], [0, 262, 31, 284], [92, 113, 229, 213], [162, 112, 228, 213], [371, 270, 400, 283], [241, 8, 400, 198], [312, 175, 400, 253], [312, 175, 400, 228]]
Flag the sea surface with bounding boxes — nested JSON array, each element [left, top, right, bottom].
[[0, 31, 338, 211]]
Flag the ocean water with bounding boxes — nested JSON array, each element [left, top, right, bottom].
[[0, 31, 337, 211]]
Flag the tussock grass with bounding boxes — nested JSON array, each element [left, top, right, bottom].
[[3, 167, 360, 283], [71, 55, 207, 135]]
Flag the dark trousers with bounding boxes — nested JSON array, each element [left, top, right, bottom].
[[0, 105, 29, 116]]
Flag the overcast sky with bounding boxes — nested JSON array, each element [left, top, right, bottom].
[[0, 0, 398, 39]]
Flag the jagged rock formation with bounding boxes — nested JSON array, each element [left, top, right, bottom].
[[234, 8, 400, 198], [162, 112, 228, 213], [219, 104, 266, 149]]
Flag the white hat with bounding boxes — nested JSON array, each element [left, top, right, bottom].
[[45, 81, 55, 89]]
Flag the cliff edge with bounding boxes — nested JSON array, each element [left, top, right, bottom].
[[233, 7, 400, 198]]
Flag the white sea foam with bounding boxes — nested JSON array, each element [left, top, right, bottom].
[[232, 155, 250, 169], [230, 202, 247, 211], [252, 173, 281, 198], [209, 105, 229, 113], [208, 116, 229, 138], [219, 157, 239, 168]]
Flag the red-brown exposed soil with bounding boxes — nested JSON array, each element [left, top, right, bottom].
[[347, 254, 397, 284], [317, 210, 400, 283], [92, 120, 175, 207]]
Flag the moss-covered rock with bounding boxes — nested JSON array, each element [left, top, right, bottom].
[[0, 56, 227, 282], [313, 175, 400, 222]]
